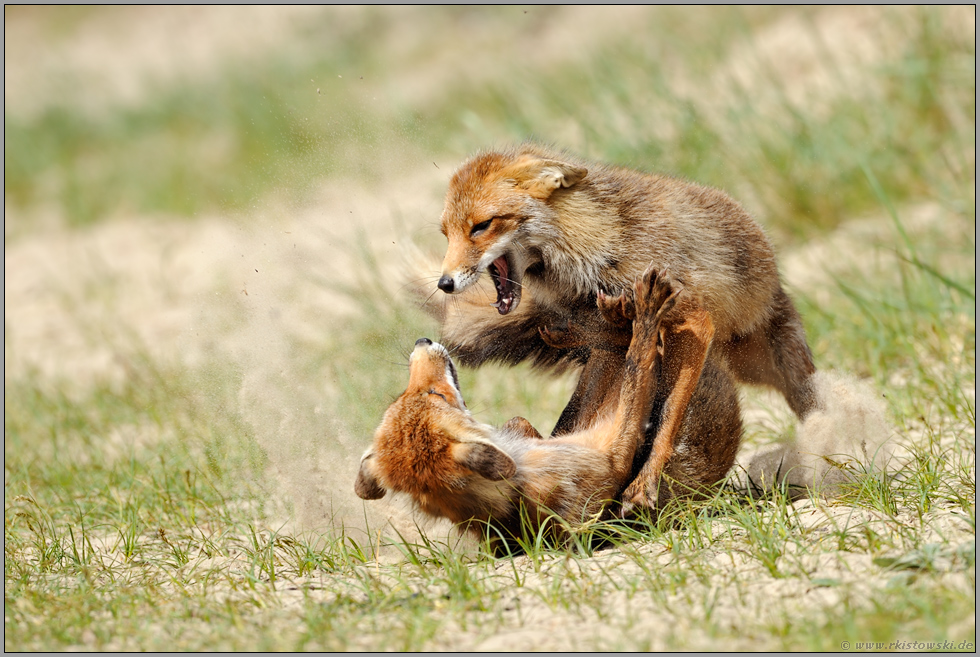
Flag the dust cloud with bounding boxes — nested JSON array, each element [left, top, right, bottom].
[[225, 181, 449, 545], [2, 172, 449, 546]]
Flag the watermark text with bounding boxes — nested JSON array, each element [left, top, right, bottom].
[[841, 640, 974, 651]]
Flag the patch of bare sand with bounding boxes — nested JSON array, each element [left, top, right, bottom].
[[366, 6, 660, 110], [3, 169, 444, 383]]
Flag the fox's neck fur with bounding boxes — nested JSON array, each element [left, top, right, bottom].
[[524, 176, 648, 303], [532, 190, 618, 295]]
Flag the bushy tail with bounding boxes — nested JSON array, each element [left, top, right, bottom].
[[746, 370, 893, 498]]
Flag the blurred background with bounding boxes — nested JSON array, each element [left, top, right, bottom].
[[5, 6, 975, 537]]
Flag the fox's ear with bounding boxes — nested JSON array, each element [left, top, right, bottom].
[[354, 453, 387, 500], [452, 441, 517, 481], [511, 157, 587, 199]]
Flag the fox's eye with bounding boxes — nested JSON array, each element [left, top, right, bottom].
[[428, 389, 449, 403], [470, 219, 493, 237]]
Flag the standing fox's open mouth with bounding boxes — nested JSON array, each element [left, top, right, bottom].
[[488, 255, 519, 315]]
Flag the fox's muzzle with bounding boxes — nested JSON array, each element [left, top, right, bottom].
[[437, 275, 455, 293]]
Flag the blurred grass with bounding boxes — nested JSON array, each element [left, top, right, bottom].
[[4, 50, 384, 227], [5, 7, 973, 241], [4, 355, 265, 539], [799, 201, 974, 399], [4, 7, 423, 228]]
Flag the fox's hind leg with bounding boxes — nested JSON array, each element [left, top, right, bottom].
[[619, 285, 714, 515], [721, 286, 817, 419], [602, 265, 681, 490]]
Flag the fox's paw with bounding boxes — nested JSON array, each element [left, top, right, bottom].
[[633, 265, 682, 327], [597, 289, 635, 327], [538, 322, 584, 349], [618, 476, 661, 518]]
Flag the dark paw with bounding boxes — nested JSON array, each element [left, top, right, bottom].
[[597, 289, 635, 326], [502, 416, 543, 440], [633, 265, 682, 325]]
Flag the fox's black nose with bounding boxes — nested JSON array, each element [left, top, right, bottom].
[[437, 275, 455, 293], [415, 338, 433, 347]]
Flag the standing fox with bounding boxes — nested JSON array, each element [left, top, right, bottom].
[[357, 268, 742, 553], [431, 143, 817, 513]]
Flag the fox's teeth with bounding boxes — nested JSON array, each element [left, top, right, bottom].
[[492, 293, 514, 315], [488, 256, 516, 315]]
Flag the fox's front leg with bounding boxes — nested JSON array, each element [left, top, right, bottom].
[[546, 289, 639, 436], [606, 267, 681, 487], [620, 289, 714, 515], [552, 348, 626, 436]]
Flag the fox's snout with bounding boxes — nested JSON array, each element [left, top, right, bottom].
[[436, 276, 455, 293], [406, 338, 467, 411]]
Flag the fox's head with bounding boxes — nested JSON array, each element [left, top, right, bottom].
[[436, 150, 587, 315], [355, 339, 517, 502]]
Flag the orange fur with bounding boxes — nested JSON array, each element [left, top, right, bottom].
[[358, 269, 743, 553], [429, 143, 817, 512]]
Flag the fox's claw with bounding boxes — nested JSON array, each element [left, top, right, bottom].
[[597, 289, 635, 326], [618, 477, 660, 518], [633, 265, 682, 327], [539, 323, 582, 349], [598, 266, 682, 331]]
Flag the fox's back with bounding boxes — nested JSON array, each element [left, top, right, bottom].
[[525, 147, 781, 339]]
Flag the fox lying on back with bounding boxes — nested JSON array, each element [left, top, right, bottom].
[[432, 143, 817, 512], [357, 268, 742, 553]]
